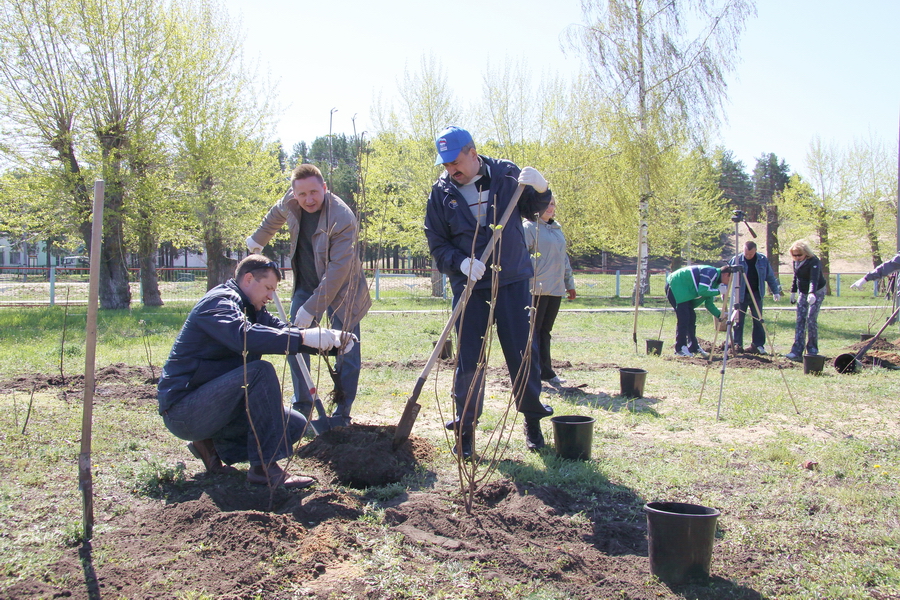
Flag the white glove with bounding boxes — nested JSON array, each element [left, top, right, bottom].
[[790, 292, 797, 304], [293, 307, 314, 328], [807, 292, 817, 304], [518, 167, 548, 193], [246, 235, 263, 254], [301, 327, 339, 352], [460, 257, 486, 281], [850, 277, 867, 290], [773, 293, 781, 302], [718, 284, 728, 296], [337, 332, 359, 355]]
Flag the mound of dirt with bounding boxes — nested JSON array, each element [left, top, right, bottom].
[[0, 363, 159, 404], [841, 337, 900, 369], [297, 424, 433, 488]]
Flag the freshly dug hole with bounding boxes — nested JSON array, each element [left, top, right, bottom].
[[297, 424, 433, 488]]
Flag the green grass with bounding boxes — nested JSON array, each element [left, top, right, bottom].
[[0, 298, 899, 598]]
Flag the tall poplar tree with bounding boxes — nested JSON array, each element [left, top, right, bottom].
[[566, 0, 755, 303]]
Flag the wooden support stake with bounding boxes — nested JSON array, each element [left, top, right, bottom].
[[79, 180, 104, 542]]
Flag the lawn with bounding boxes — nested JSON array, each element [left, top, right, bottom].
[[0, 298, 898, 599]]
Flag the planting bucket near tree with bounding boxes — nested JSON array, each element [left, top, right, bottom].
[[834, 353, 861, 374], [645, 339, 663, 356], [550, 415, 595, 460], [803, 354, 826, 375], [619, 367, 647, 398], [644, 501, 720, 585]]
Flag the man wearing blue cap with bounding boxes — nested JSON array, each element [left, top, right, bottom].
[[425, 125, 554, 458]]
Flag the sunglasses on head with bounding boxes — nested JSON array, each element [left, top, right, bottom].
[[251, 261, 282, 279]]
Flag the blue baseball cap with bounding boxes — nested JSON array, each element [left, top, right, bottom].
[[434, 126, 473, 165]]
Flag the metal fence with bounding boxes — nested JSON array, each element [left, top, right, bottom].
[[0, 266, 885, 306]]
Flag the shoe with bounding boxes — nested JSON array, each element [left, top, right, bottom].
[[694, 347, 710, 358], [546, 375, 566, 386], [731, 344, 744, 354], [676, 345, 692, 357], [247, 465, 315, 489], [451, 430, 474, 460], [524, 418, 545, 451], [784, 352, 801, 361], [188, 440, 238, 475], [755, 346, 767, 355]]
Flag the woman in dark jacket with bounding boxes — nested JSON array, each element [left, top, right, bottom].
[[786, 240, 827, 360]]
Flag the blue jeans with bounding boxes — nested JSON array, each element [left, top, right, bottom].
[[734, 292, 765, 348], [790, 290, 824, 355], [452, 280, 549, 431], [289, 288, 361, 419], [162, 361, 307, 467]]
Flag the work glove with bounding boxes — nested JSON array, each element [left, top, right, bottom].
[[293, 307, 314, 328], [518, 167, 548, 193], [807, 292, 817, 304], [850, 277, 867, 290], [460, 257, 486, 282], [337, 331, 359, 355], [790, 293, 797, 304], [246, 235, 263, 254], [301, 327, 340, 352], [773, 293, 781, 302], [718, 284, 728, 297], [566, 289, 576, 301]]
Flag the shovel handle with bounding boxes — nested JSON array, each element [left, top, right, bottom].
[[853, 304, 900, 361], [392, 184, 527, 448], [272, 291, 329, 422]]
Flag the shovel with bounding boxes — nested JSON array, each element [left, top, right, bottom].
[[835, 304, 900, 373], [392, 184, 526, 450], [272, 291, 345, 434]]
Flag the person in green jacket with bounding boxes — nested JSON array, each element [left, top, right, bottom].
[[665, 265, 734, 357]]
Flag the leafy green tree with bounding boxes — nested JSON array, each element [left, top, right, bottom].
[[169, 0, 282, 289], [752, 153, 791, 274], [566, 0, 755, 302], [845, 135, 896, 267], [716, 149, 754, 217]]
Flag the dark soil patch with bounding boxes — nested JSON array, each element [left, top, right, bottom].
[[4, 476, 767, 600], [297, 424, 434, 488], [0, 363, 158, 404], [842, 337, 900, 369]]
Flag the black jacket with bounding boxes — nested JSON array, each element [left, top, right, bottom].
[[157, 279, 314, 413], [790, 256, 827, 294], [424, 155, 552, 297]]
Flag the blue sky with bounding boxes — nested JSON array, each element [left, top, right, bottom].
[[225, 0, 899, 179]]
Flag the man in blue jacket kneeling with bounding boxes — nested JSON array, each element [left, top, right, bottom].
[[157, 254, 355, 488]]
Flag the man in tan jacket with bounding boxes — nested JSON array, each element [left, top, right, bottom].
[[247, 164, 370, 426]]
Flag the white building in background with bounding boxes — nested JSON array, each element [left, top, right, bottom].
[[0, 236, 210, 269]]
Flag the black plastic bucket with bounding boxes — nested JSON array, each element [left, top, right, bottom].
[[619, 368, 647, 398], [860, 333, 874, 341], [551, 415, 595, 460], [834, 353, 861, 374], [432, 338, 453, 360], [646, 339, 664, 356], [803, 354, 826, 375], [644, 501, 720, 585]]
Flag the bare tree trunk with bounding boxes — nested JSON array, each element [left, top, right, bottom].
[[97, 131, 133, 310], [817, 216, 831, 295], [430, 259, 443, 297], [861, 209, 883, 268], [766, 203, 780, 276]]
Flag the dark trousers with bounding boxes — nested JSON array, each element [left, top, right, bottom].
[[162, 361, 307, 467], [734, 293, 765, 348], [289, 288, 361, 419], [532, 294, 562, 380], [452, 280, 549, 430], [666, 286, 700, 352]]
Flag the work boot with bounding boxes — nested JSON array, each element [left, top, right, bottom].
[[524, 418, 545, 451], [451, 430, 474, 460]]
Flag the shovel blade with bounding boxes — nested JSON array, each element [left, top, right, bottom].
[[392, 401, 420, 450]]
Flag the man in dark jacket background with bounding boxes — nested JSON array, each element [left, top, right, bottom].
[[157, 255, 353, 488], [424, 125, 553, 458], [728, 241, 782, 354]]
